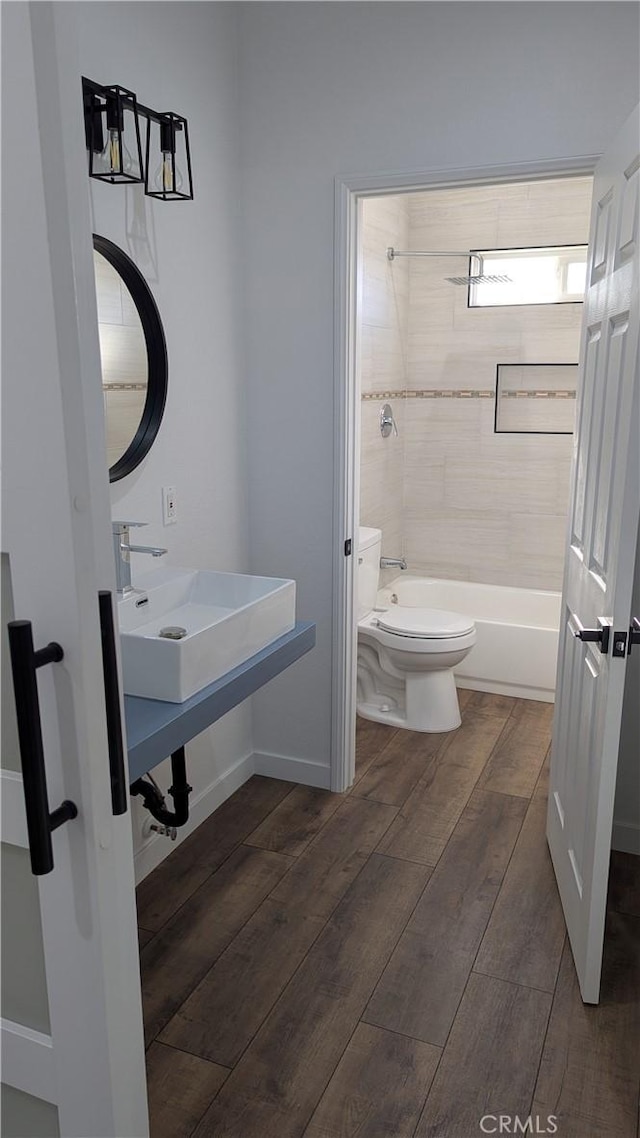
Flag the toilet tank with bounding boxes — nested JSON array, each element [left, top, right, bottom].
[[357, 527, 382, 619]]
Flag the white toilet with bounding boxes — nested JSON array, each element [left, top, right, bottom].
[[357, 527, 476, 732]]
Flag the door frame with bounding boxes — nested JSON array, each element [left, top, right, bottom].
[[331, 154, 599, 792]]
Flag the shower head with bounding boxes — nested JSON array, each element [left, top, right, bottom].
[[446, 273, 512, 286], [385, 248, 511, 286]]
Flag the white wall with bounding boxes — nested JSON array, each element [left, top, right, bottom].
[[74, 2, 253, 874], [239, 1, 640, 776]]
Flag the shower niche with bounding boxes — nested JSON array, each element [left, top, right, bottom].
[[494, 363, 579, 435]]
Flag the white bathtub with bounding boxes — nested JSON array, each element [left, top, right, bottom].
[[378, 575, 561, 703]]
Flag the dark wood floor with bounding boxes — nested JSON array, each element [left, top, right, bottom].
[[137, 691, 640, 1138]]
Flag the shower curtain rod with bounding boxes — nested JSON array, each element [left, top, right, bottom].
[[385, 247, 512, 286], [386, 247, 479, 261]]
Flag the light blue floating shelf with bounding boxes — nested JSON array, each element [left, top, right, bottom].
[[125, 621, 316, 783]]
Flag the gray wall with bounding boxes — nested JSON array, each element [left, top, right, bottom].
[[239, 1, 640, 774], [73, 2, 253, 870]]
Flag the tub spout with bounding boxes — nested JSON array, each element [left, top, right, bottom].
[[380, 556, 407, 571]]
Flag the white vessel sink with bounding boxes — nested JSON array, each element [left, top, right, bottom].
[[118, 566, 296, 702]]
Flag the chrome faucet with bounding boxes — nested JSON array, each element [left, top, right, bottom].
[[112, 521, 167, 596], [380, 555, 407, 571]]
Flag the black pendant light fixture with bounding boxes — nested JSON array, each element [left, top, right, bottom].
[[84, 84, 144, 184], [83, 78, 193, 201], [145, 113, 193, 201]]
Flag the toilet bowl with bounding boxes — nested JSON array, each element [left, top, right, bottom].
[[357, 528, 476, 732]]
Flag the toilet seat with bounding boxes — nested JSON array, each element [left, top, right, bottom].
[[375, 605, 474, 639]]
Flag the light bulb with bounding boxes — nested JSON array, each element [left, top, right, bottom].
[[96, 128, 134, 179], [153, 150, 184, 194]]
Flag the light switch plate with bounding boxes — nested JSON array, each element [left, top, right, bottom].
[[162, 485, 177, 525]]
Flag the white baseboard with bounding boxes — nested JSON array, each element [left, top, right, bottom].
[[134, 752, 255, 883], [133, 749, 331, 883], [253, 750, 331, 789], [456, 678, 555, 704], [612, 820, 640, 856]]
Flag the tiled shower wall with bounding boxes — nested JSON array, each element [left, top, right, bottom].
[[359, 194, 409, 583], [359, 176, 593, 591]]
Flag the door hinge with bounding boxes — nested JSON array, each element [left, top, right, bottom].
[[612, 631, 628, 658], [344, 538, 352, 557]]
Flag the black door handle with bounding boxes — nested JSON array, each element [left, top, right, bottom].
[[571, 615, 610, 654], [7, 621, 78, 876], [98, 591, 128, 816], [629, 617, 640, 655]]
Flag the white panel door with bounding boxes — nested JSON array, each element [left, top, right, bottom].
[[1, 4, 148, 1134], [548, 103, 639, 1004]]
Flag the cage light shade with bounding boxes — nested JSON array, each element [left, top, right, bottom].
[[145, 113, 193, 201], [87, 85, 144, 185]]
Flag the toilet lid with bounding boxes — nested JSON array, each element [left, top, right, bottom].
[[376, 605, 474, 639]]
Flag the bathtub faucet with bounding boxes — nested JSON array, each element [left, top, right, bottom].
[[380, 556, 407, 571]]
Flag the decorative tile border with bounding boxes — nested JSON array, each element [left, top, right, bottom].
[[361, 389, 408, 400], [361, 388, 576, 400], [503, 390, 576, 399], [412, 390, 493, 398], [103, 383, 147, 392]]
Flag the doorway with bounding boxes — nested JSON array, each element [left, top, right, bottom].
[[332, 161, 597, 793]]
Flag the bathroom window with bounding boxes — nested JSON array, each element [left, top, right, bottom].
[[495, 363, 578, 434], [469, 245, 588, 307]]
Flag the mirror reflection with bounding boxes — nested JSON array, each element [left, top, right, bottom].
[[92, 234, 167, 483], [94, 248, 149, 468]]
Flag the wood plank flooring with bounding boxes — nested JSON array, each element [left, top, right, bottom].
[[138, 696, 640, 1138]]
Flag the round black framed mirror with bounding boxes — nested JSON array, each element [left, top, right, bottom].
[[93, 235, 168, 482]]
